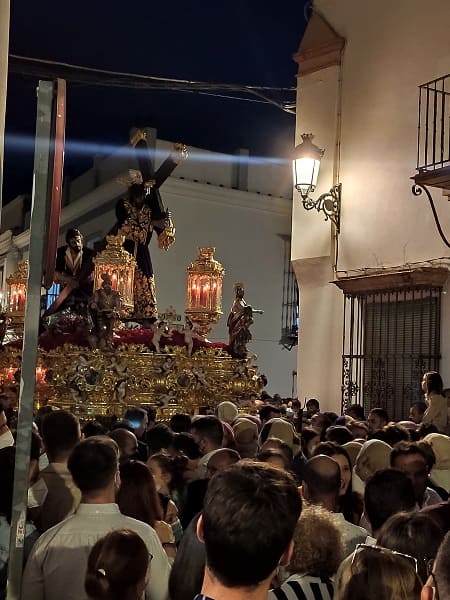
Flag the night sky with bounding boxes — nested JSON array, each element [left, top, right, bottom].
[[4, 0, 309, 203]]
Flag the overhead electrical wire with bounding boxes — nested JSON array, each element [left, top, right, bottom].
[[8, 54, 296, 114]]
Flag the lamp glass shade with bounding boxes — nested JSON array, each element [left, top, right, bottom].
[[293, 157, 321, 197], [293, 134, 324, 197]]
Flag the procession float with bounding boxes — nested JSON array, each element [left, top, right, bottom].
[[0, 131, 266, 420]]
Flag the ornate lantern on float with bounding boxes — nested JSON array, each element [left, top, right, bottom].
[[185, 247, 225, 337], [6, 260, 28, 335], [92, 235, 136, 319]]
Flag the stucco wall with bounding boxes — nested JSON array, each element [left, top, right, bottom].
[[292, 0, 450, 411]]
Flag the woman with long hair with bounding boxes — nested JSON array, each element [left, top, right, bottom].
[[85, 529, 149, 600], [377, 511, 444, 584], [421, 371, 448, 432], [117, 461, 176, 558], [335, 544, 422, 600]]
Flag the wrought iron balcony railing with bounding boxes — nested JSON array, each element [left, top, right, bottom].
[[415, 74, 450, 189]]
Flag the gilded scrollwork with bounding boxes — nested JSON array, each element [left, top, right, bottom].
[[0, 342, 264, 418]]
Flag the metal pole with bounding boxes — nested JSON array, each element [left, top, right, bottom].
[[0, 0, 11, 216], [6, 80, 54, 600]]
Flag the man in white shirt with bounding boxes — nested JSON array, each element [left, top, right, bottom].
[[22, 436, 170, 600]]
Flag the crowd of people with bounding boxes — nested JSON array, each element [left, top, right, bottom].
[[0, 370, 450, 599]]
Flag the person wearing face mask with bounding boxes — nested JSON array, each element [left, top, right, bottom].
[[22, 437, 171, 600], [189, 416, 224, 479]]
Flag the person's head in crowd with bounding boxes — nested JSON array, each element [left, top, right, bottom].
[[367, 408, 389, 433], [109, 429, 138, 465], [348, 420, 369, 440], [422, 433, 450, 494], [390, 441, 435, 507], [68, 436, 120, 501], [148, 452, 186, 496], [257, 448, 291, 471], [190, 416, 223, 456], [324, 411, 339, 424], [34, 405, 54, 435], [363, 469, 416, 537], [259, 404, 281, 425], [301, 428, 321, 458], [233, 418, 259, 458], [417, 422, 439, 439], [169, 513, 205, 600], [221, 421, 238, 451], [370, 423, 410, 445], [325, 425, 353, 446], [85, 529, 149, 600], [354, 439, 392, 484], [169, 413, 191, 434], [422, 371, 444, 396], [197, 462, 302, 596], [117, 460, 163, 527], [124, 407, 148, 440], [422, 531, 450, 600], [342, 440, 364, 467], [378, 512, 444, 584], [41, 409, 81, 463], [216, 401, 238, 425], [310, 413, 333, 438], [143, 406, 157, 431], [171, 432, 202, 462], [312, 442, 354, 522], [345, 403, 365, 421], [305, 398, 320, 417], [83, 420, 108, 438], [260, 437, 294, 465], [260, 417, 296, 451], [206, 448, 240, 479], [289, 505, 344, 579], [409, 401, 428, 425], [302, 455, 341, 511], [335, 544, 422, 600], [146, 424, 174, 455]]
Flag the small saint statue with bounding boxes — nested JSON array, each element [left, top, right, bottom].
[[227, 283, 263, 359], [89, 273, 121, 350]]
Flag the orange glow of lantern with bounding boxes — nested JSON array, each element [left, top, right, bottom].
[[185, 247, 225, 337]]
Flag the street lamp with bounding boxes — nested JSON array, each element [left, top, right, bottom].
[[293, 133, 342, 231]]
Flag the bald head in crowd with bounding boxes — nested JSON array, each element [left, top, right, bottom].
[[206, 448, 240, 479], [302, 455, 341, 509], [109, 428, 138, 464]]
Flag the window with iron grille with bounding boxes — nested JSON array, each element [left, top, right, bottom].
[[338, 272, 445, 421], [279, 234, 299, 350]]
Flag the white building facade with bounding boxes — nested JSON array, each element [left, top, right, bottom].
[[0, 131, 297, 397], [292, 0, 450, 417]]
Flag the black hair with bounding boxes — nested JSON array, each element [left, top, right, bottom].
[[202, 462, 301, 587], [65, 228, 82, 243], [41, 410, 80, 459], [364, 469, 416, 532], [68, 437, 119, 493], [190, 416, 223, 448]]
